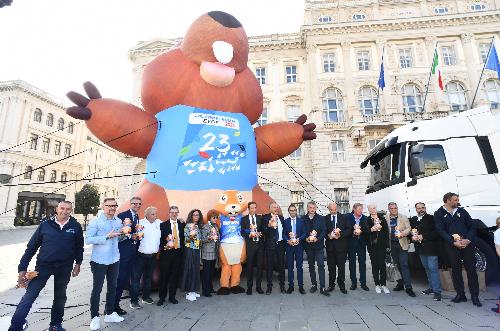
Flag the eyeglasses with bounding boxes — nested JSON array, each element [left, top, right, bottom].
[[104, 205, 118, 208], [131, 202, 142, 205]]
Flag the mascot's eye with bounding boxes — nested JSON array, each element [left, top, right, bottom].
[[236, 192, 244, 203], [219, 194, 228, 203]]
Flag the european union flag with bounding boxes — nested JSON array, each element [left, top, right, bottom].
[[378, 55, 385, 90], [485, 44, 500, 78]]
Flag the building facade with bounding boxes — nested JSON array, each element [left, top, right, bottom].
[[123, 0, 500, 216], [0, 80, 121, 229]]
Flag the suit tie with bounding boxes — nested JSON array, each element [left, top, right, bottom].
[[332, 215, 337, 229], [173, 222, 179, 249], [292, 218, 296, 234]]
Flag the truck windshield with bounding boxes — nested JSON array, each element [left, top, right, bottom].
[[367, 144, 405, 192]]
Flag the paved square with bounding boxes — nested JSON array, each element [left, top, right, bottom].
[[0, 228, 498, 330]]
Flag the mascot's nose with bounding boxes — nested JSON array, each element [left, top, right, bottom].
[[208, 11, 242, 28], [212, 41, 233, 65]]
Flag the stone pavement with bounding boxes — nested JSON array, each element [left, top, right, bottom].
[[0, 227, 499, 331]]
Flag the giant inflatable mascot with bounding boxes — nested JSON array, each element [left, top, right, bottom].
[[66, 11, 316, 218]]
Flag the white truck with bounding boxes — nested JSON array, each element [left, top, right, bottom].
[[361, 106, 499, 283]]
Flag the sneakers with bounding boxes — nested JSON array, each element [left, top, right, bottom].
[[129, 301, 141, 309], [433, 293, 442, 301], [382, 286, 390, 294], [141, 297, 154, 305], [375, 285, 382, 294], [22, 322, 28, 330], [186, 292, 197, 301], [421, 288, 433, 295], [89, 317, 100, 330], [194, 292, 201, 298], [104, 312, 124, 323]]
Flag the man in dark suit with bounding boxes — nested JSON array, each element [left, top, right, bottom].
[[157, 205, 185, 306], [325, 202, 351, 294], [410, 202, 442, 301], [347, 203, 369, 291], [241, 201, 264, 295], [114, 196, 142, 315], [283, 204, 306, 294], [303, 201, 329, 296], [262, 202, 286, 294]]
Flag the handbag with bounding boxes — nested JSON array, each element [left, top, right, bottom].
[[385, 253, 401, 282]]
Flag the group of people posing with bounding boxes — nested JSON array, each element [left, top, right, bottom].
[[8, 192, 484, 331]]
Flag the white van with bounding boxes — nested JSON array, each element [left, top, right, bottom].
[[361, 106, 499, 282]]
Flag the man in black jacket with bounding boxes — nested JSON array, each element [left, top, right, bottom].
[[325, 202, 351, 294], [241, 201, 264, 295], [9, 201, 84, 331], [435, 192, 481, 307], [262, 202, 286, 294], [410, 202, 442, 301], [303, 201, 329, 296]]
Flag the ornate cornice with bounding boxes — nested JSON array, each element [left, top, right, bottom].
[[0, 80, 66, 109]]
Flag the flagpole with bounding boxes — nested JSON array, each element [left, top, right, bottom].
[[375, 86, 380, 114], [470, 36, 495, 109], [375, 46, 384, 114], [422, 42, 438, 112]]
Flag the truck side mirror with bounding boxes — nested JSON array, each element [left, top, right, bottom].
[[409, 154, 425, 177]]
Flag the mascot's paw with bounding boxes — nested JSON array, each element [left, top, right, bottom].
[[217, 287, 231, 295], [66, 81, 102, 120], [295, 114, 316, 141], [230, 285, 246, 294]]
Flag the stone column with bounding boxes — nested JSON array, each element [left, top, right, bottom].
[[461, 33, 481, 106], [341, 40, 356, 123], [270, 57, 283, 121]]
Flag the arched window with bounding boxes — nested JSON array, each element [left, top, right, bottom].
[[445, 81, 468, 111], [50, 170, 57, 183], [24, 166, 33, 179], [358, 86, 379, 115], [67, 122, 74, 134], [401, 83, 424, 113], [322, 88, 344, 122], [61, 172, 68, 183], [33, 108, 42, 122], [38, 169, 45, 182], [46, 113, 54, 126], [484, 79, 500, 109], [57, 118, 65, 130]]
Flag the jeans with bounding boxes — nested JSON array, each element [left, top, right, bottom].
[[391, 243, 412, 289], [90, 261, 119, 318], [419, 254, 441, 293], [348, 238, 367, 286], [9, 263, 72, 331], [305, 246, 325, 288], [130, 253, 156, 302]]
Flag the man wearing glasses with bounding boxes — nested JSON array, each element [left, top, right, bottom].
[[87, 198, 125, 330], [114, 197, 142, 315]]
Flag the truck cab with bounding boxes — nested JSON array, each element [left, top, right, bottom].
[[361, 106, 499, 282]]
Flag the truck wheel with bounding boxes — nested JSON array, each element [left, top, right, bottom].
[[475, 237, 499, 284]]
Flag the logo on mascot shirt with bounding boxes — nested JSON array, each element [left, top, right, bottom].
[[145, 105, 257, 191]]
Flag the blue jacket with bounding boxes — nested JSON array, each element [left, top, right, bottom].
[[302, 213, 326, 250], [18, 216, 84, 272], [347, 212, 368, 244], [434, 206, 475, 244], [117, 209, 139, 259], [283, 217, 306, 248]]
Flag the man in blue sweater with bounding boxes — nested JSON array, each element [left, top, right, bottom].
[[9, 201, 84, 331], [435, 192, 481, 307]]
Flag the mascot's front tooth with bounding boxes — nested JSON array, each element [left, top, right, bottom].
[[212, 40, 233, 64]]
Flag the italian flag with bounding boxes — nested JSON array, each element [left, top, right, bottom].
[[431, 49, 444, 90]]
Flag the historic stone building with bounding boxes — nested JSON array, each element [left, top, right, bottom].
[[122, 0, 500, 216], [0, 80, 121, 229]]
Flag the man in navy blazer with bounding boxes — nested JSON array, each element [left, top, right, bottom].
[[114, 196, 142, 315], [262, 202, 286, 294], [283, 204, 307, 294], [347, 203, 369, 291]]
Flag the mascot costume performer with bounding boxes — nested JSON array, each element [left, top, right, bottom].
[[66, 11, 316, 219], [214, 190, 247, 294]]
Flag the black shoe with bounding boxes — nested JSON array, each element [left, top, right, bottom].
[[361, 285, 369, 291], [256, 287, 264, 294], [203, 293, 212, 298], [280, 285, 286, 293], [451, 294, 467, 303], [266, 287, 272, 295], [339, 287, 347, 294], [286, 286, 294, 294], [246, 288, 252, 295], [421, 288, 433, 295], [216, 287, 231, 295], [115, 306, 127, 315], [472, 297, 482, 307], [320, 288, 330, 296], [299, 287, 306, 294], [433, 293, 442, 301], [326, 286, 335, 292], [406, 288, 416, 297], [129, 301, 141, 309], [142, 297, 154, 305], [231, 285, 246, 294], [168, 298, 179, 304], [156, 300, 164, 306], [349, 284, 357, 290], [393, 284, 404, 291], [310, 285, 318, 293]]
